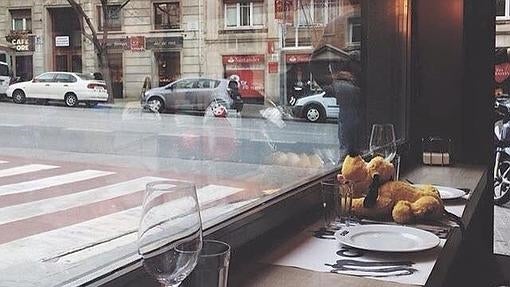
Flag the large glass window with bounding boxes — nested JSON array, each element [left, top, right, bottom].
[[0, 0, 410, 286], [224, 1, 264, 28], [10, 9, 32, 33], [154, 2, 181, 30]]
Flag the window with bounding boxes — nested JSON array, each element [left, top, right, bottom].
[[10, 9, 32, 33], [98, 5, 122, 31], [197, 79, 220, 88], [349, 17, 361, 44], [296, 0, 338, 26], [0, 64, 9, 77], [154, 2, 181, 30], [55, 73, 77, 83], [224, 1, 264, 28], [174, 79, 197, 89], [33, 73, 55, 82]]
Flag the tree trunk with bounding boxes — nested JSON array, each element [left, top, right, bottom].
[[98, 51, 114, 103]]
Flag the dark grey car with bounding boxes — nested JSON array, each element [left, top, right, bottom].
[[141, 78, 236, 113]]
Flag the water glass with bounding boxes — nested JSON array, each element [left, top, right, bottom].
[[369, 123, 397, 162], [181, 240, 231, 287], [321, 179, 354, 227]]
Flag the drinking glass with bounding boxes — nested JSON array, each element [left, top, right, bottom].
[[321, 178, 354, 227], [138, 181, 203, 287], [181, 240, 231, 287], [369, 123, 397, 162]]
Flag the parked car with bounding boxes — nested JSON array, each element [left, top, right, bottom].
[[6, 72, 108, 107], [291, 92, 339, 122], [141, 78, 242, 113], [0, 61, 11, 97]]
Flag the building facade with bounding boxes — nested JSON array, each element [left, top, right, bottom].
[[0, 0, 360, 101]]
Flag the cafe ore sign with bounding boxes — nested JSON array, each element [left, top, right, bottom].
[[7, 35, 35, 52]]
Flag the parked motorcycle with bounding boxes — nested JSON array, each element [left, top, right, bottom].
[[494, 96, 510, 205]]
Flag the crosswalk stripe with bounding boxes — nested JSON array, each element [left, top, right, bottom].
[[0, 164, 59, 178], [0, 160, 8, 164], [0, 170, 115, 196], [0, 184, 247, 270], [0, 176, 166, 225]]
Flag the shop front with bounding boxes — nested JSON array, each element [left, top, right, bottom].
[[5, 32, 35, 81], [222, 54, 265, 104], [104, 38, 129, 99], [146, 36, 183, 87], [49, 8, 82, 73], [284, 53, 313, 104]]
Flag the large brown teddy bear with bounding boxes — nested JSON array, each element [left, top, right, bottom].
[[339, 155, 445, 224]]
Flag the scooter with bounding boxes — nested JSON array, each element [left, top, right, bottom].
[[494, 96, 510, 205]]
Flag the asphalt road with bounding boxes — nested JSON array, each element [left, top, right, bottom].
[[0, 101, 340, 286]]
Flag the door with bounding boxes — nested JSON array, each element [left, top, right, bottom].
[[55, 54, 82, 72], [27, 73, 57, 99], [15, 55, 33, 81], [196, 79, 218, 110], [54, 73, 78, 100], [166, 79, 197, 110]]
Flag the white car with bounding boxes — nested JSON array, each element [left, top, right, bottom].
[[291, 92, 339, 122], [6, 72, 109, 107], [0, 61, 10, 96]]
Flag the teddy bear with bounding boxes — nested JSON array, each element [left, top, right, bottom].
[[338, 154, 445, 224]]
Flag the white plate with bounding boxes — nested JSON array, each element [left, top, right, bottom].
[[414, 184, 466, 200], [335, 225, 440, 252]]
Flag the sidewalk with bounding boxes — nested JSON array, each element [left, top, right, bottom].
[[104, 98, 273, 119]]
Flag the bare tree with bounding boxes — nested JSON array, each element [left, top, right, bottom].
[[66, 0, 131, 103]]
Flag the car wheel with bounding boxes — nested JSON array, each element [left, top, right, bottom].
[[147, 97, 164, 113], [304, 104, 325, 122], [12, 90, 26, 104], [64, 93, 79, 107]]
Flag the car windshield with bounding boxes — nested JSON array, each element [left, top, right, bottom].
[[76, 73, 95, 80], [0, 64, 9, 77]]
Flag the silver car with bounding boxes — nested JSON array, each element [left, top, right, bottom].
[[141, 78, 238, 113]]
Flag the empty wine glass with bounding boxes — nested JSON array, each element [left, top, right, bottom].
[[138, 181, 203, 287], [369, 124, 397, 162]]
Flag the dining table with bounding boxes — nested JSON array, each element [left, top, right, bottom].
[[229, 163, 489, 287]]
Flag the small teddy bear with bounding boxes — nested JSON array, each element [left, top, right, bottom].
[[339, 154, 445, 224]]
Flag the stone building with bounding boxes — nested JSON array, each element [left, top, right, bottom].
[[0, 0, 360, 101]]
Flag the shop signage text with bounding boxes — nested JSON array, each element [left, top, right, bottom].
[[222, 55, 265, 65], [55, 36, 70, 47], [9, 36, 35, 52], [285, 54, 311, 64], [129, 36, 145, 51], [146, 37, 183, 50]]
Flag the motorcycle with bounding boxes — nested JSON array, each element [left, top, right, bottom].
[[494, 96, 510, 205]]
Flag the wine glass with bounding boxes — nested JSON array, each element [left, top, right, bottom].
[[369, 124, 397, 162], [138, 181, 203, 287]]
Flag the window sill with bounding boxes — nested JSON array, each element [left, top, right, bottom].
[[97, 31, 125, 35], [219, 27, 268, 34], [150, 28, 184, 33]]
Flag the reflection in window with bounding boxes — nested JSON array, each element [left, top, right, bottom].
[[98, 5, 122, 31], [10, 9, 32, 33], [154, 2, 181, 30]]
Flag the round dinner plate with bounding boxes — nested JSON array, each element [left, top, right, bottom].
[[414, 184, 466, 200], [335, 225, 440, 252]]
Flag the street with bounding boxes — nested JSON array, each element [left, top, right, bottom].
[[0, 101, 339, 286]]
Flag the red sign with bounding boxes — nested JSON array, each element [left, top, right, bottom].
[[267, 41, 275, 54], [496, 62, 510, 83], [128, 36, 145, 51], [285, 54, 311, 64], [275, 0, 293, 24], [222, 55, 265, 64], [268, 62, 279, 74]]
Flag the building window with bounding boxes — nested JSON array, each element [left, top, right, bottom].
[[10, 9, 32, 33], [349, 17, 361, 45], [154, 2, 181, 30], [98, 5, 122, 31], [296, 0, 339, 26], [224, 1, 264, 28], [497, 0, 510, 19]]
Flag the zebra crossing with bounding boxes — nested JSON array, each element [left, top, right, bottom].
[[0, 156, 255, 286]]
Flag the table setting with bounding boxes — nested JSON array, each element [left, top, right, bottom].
[[260, 124, 471, 286]]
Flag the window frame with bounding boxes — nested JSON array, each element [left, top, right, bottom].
[[10, 9, 32, 33], [223, 1, 265, 29], [295, 0, 339, 27], [153, 1, 182, 30], [497, 0, 510, 19], [348, 17, 362, 45], [97, 4, 123, 32]]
